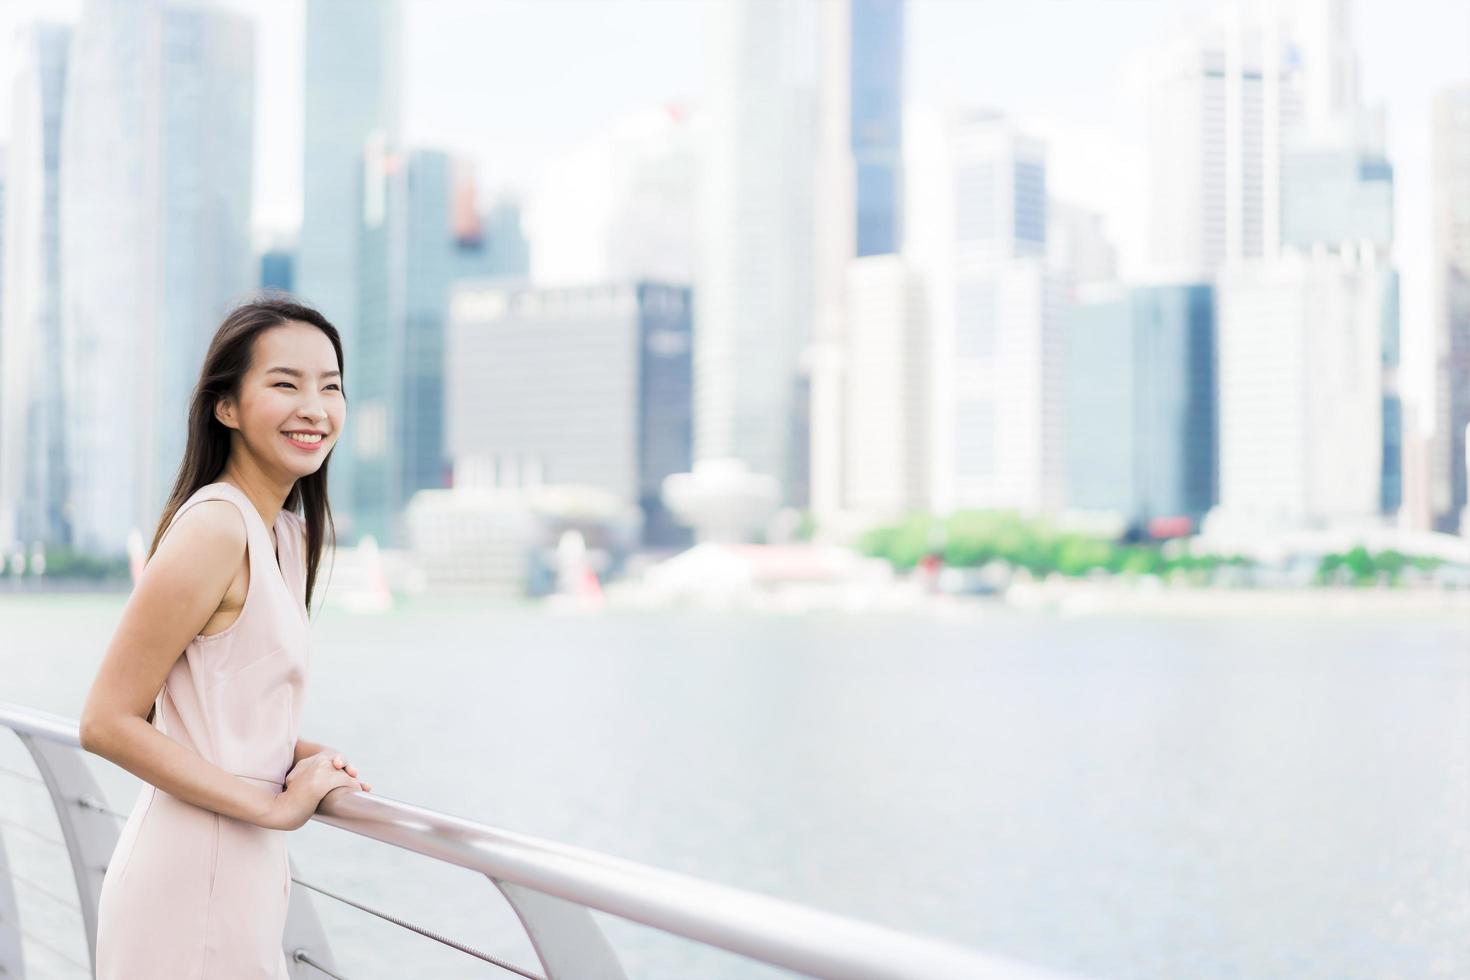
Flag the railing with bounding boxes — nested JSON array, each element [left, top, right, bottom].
[[0, 701, 1082, 979]]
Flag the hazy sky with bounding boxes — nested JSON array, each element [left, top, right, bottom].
[[2, 0, 1467, 425]]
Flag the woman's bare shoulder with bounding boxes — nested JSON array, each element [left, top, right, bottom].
[[156, 498, 248, 569]]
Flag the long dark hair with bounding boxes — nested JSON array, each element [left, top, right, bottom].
[[148, 294, 345, 619]]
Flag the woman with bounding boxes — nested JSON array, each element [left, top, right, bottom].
[[80, 296, 372, 978]]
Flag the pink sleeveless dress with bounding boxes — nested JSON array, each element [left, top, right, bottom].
[[94, 481, 313, 979]]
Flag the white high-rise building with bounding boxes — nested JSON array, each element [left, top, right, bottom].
[[1293, 0, 1362, 132], [840, 255, 927, 518], [1431, 85, 1470, 534], [695, 0, 819, 504], [1399, 401, 1434, 533], [1159, 0, 1406, 539], [1147, 0, 1376, 277], [1215, 244, 1395, 530], [929, 112, 1065, 516], [950, 111, 1047, 265], [60, 0, 254, 554], [808, 0, 857, 524], [1147, 6, 1306, 276], [1048, 200, 1118, 287], [941, 257, 1066, 515], [1, 22, 71, 555]]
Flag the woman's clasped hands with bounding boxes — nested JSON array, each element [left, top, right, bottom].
[[263, 749, 373, 831]]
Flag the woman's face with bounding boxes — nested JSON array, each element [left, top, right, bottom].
[[222, 321, 346, 480]]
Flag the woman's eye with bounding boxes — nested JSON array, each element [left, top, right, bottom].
[[276, 381, 342, 391]]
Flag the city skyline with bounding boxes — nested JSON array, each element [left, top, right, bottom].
[[1, 0, 1467, 553], [2, 0, 1463, 440]]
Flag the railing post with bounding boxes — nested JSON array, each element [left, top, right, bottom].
[[493, 878, 628, 980], [283, 852, 340, 979], [13, 733, 119, 977], [0, 823, 25, 978]]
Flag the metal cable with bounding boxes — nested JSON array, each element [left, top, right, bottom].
[[290, 877, 546, 980], [9, 869, 81, 913], [0, 765, 43, 786], [0, 815, 65, 849], [15, 924, 91, 975]]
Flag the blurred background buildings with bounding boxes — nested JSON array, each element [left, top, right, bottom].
[[0, 0, 1467, 595]]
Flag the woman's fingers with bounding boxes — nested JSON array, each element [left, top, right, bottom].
[[327, 754, 365, 789]]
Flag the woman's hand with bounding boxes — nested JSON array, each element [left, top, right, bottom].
[[328, 752, 372, 793], [260, 750, 365, 831]]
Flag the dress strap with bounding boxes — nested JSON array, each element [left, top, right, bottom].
[[158, 483, 271, 583]]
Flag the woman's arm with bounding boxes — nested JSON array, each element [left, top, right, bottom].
[[293, 737, 333, 765], [293, 738, 371, 791], [79, 501, 279, 827]]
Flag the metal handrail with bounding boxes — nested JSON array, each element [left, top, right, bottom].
[[0, 700, 1083, 979]]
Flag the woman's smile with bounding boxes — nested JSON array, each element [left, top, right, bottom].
[[282, 430, 327, 452]]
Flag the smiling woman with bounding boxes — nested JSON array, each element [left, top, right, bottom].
[[77, 295, 373, 979], [268, 364, 339, 455]]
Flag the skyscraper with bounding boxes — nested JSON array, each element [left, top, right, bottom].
[[350, 129, 407, 545], [449, 168, 529, 285], [298, 0, 401, 544], [1432, 85, 1470, 534], [1215, 244, 1396, 530], [810, 0, 907, 527], [465, 197, 530, 282], [393, 151, 502, 514], [1277, 97, 1401, 524], [357, 146, 536, 548], [1281, 107, 1392, 252], [696, 0, 818, 505], [851, 0, 903, 258], [840, 254, 927, 518], [399, 149, 461, 507], [445, 280, 693, 548], [950, 111, 1046, 265], [260, 246, 295, 293], [1, 23, 72, 555], [1172, 0, 1404, 536], [59, 0, 254, 554], [931, 112, 1064, 516], [1147, 8, 1305, 276], [1066, 283, 1216, 532], [1048, 200, 1118, 288]]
